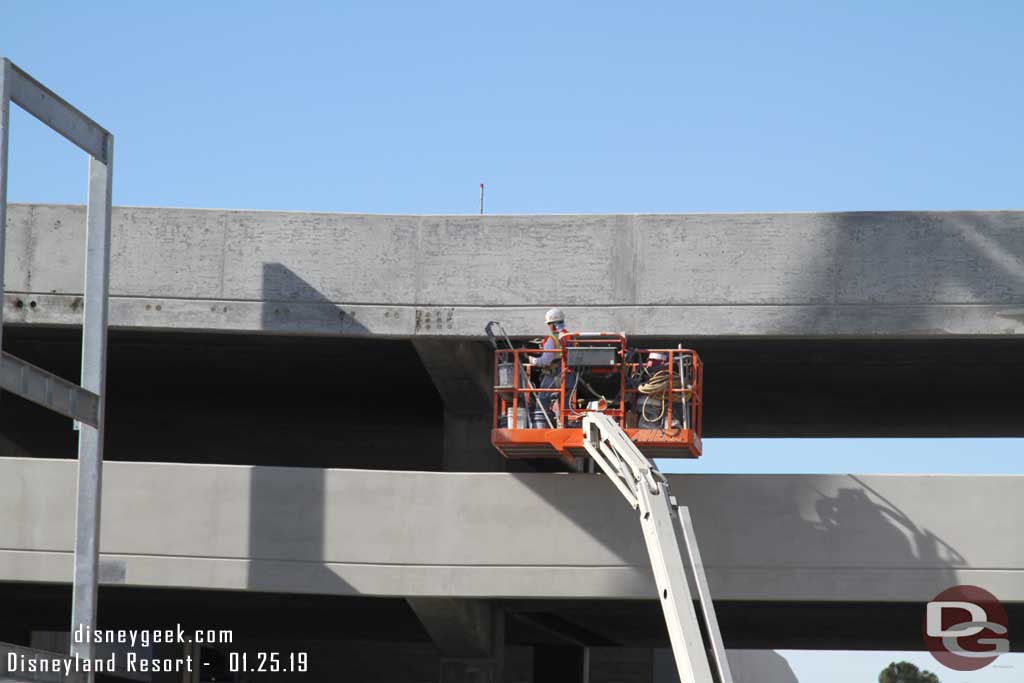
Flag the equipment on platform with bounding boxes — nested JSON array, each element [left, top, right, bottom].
[[489, 330, 702, 467], [566, 345, 618, 367], [582, 413, 732, 683], [486, 321, 554, 429]]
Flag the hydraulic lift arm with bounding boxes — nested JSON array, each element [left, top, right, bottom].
[[581, 413, 732, 683]]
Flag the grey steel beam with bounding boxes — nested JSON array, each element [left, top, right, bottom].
[[0, 61, 9, 363], [0, 351, 99, 426], [69, 136, 112, 669], [2, 59, 109, 163], [0, 58, 114, 680]]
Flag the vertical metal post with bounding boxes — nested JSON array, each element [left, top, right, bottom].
[[0, 61, 10, 354], [70, 136, 112, 671]]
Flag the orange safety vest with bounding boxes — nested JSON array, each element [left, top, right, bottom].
[[544, 329, 574, 351], [541, 329, 574, 370]]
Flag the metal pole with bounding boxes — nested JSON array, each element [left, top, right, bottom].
[[677, 506, 733, 683], [70, 135, 112, 673], [479, 183, 484, 214], [0, 60, 11, 357]]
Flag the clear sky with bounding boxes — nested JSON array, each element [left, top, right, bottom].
[[3, 2, 1022, 680]]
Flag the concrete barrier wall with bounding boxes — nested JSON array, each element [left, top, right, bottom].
[[4, 205, 1024, 336], [1, 458, 1020, 602]]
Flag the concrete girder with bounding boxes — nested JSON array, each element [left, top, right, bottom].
[[408, 598, 504, 683], [5, 205, 1024, 339], [1, 458, 1020, 604], [413, 338, 504, 472]]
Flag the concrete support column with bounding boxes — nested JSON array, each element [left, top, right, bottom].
[[441, 413, 503, 472], [408, 598, 504, 683], [413, 340, 505, 472]]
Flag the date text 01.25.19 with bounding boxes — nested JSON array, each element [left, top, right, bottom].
[[228, 652, 309, 673]]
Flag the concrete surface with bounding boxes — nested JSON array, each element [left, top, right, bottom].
[[5, 204, 1024, 338], [1, 458, 1019, 603], [4, 329, 1024, 446]]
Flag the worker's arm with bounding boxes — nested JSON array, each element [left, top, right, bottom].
[[529, 336, 558, 367]]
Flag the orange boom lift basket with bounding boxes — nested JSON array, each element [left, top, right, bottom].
[[490, 333, 703, 468]]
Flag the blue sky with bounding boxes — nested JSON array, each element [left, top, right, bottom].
[[3, 1, 1023, 214], [3, 2, 1022, 679]]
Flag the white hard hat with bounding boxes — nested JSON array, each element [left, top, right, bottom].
[[544, 307, 565, 324], [649, 352, 668, 362]]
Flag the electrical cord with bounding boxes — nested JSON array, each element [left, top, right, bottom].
[[637, 369, 673, 423]]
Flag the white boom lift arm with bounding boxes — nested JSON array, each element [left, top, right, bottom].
[[581, 412, 733, 683]]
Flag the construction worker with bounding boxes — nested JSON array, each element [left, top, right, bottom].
[[525, 308, 575, 422], [633, 351, 685, 429], [528, 308, 571, 367]]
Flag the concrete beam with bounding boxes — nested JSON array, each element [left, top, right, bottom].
[[6, 204, 1024, 338], [413, 339, 503, 471], [0, 458, 1020, 604], [408, 598, 496, 657], [413, 340, 492, 417], [408, 598, 504, 683]]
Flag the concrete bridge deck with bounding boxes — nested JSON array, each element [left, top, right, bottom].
[[2, 458, 1019, 604], [5, 204, 1024, 338]]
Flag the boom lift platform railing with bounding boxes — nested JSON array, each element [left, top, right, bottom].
[[489, 329, 703, 469], [581, 412, 732, 683]]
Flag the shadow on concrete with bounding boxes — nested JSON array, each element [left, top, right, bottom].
[[827, 211, 1024, 326], [511, 472, 964, 651], [260, 261, 371, 336], [247, 263, 357, 594], [246, 464, 357, 594], [0, 327, 446, 468], [760, 210, 1024, 437]]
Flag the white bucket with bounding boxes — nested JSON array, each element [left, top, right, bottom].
[[497, 362, 515, 388], [507, 406, 530, 429]]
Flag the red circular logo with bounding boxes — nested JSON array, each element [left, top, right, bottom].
[[923, 585, 1009, 671]]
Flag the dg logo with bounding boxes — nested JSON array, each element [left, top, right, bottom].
[[923, 585, 1009, 671]]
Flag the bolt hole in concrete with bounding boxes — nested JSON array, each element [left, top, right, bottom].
[[663, 589, 668, 599], [29, 301, 36, 309], [14, 299, 23, 309]]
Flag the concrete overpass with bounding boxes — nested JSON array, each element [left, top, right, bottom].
[[4, 204, 1024, 444], [4, 204, 1024, 338], [2, 205, 1023, 680], [2, 458, 1021, 649]]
